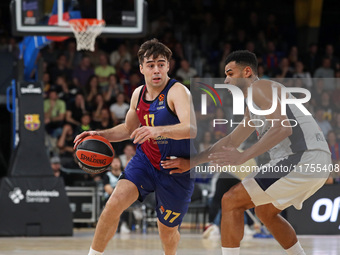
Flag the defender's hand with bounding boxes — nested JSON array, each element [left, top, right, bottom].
[[161, 157, 191, 174], [208, 146, 246, 166], [73, 131, 99, 149], [130, 126, 160, 144]]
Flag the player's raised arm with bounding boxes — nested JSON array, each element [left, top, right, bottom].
[[209, 81, 292, 165], [74, 86, 142, 148]]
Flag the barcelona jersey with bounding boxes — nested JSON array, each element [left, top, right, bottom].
[[135, 78, 196, 173]]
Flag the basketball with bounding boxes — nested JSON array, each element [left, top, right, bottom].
[[75, 135, 114, 174]]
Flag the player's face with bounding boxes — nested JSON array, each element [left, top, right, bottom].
[[224, 61, 251, 89], [140, 55, 170, 88]]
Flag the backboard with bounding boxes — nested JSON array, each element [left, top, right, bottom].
[[10, 0, 147, 38]]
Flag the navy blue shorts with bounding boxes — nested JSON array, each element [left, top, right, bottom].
[[122, 150, 194, 227]]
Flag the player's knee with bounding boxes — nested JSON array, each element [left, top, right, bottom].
[[159, 225, 179, 242], [221, 187, 239, 211], [105, 195, 127, 216]]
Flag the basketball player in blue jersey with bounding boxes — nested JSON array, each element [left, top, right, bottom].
[[74, 38, 197, 255], [162, 50, 331, 255]]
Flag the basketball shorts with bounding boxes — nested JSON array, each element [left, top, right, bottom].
[[121, 149, 195, 227], [242, 150, 331, 210]]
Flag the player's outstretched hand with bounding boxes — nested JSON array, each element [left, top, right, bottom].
[[208, 146, 246, 166], [73, 130, 99, 150], [161, 157, 191, 174]]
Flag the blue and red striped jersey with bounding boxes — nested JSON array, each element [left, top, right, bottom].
[[135, 79, 196, 173]]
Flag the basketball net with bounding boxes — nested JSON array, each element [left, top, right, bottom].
[[69, 19, 105, 52]]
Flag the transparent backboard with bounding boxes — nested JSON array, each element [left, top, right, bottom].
[[10, 0, 147, 37]]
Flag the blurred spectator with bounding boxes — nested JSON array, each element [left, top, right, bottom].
[[103, 157, 131, 233], [85, 75, 100, 106], [88, 42, 106, 66], [275, 57, 294, 79], [110, 43, 132, 69], [119, 143, 136, 169], [50, 156, 71, 185], [95, 53, 116, 92], [327, 130, 340, 162], [199, 131, 213, 153], [41, 42, 59, 66], [104, 74, 123, 104], [219, 43, 232, 77], [64, 40, 82, 69], [65, 92, 88, 130], [176, 59, 198, 86], [117, 60, 132, 89], [287, 46, 299, 68], [320, 91, 334, 121], [55, 75, 78, 103], [303, 43, 321, 75], [315, 107, 333, 138], [110, 93, 129, 125], [311, 78, 325, 106], [42, 72, 52, 98], [324, 44, 339, 70], [73, 55, 95, 89], [91, 94, 107, 123], [314, 57, 335, 90], [49, 54, 72, 83], [76, 112, 93, 134], [332, 113, 340, 141], [258, 64, 269, 79], [126, 73, 141, 100], [57, 124, 77, 168], [292, 61, 313, 89], [263, 41, 280, 77], [93, 108, 114, 130], [44, 88, 66, 138], [212, 107, 228, 141]]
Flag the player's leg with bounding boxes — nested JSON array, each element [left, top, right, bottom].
[[254, 203, 305, 255], [157, 219, 180, 255], [90, 179, 139, 253], [220, 182, 254, 253]]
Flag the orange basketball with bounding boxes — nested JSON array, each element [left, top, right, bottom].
[[75, 135, 114, 174]]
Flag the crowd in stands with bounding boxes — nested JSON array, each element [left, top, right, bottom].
[[1, 1, 340, 196]]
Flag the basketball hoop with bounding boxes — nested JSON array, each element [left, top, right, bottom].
[[69, 19, 105, 52]]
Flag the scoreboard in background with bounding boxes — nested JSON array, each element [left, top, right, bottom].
[[286, 184, 340, 235]]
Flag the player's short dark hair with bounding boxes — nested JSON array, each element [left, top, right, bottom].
[[138, 38, 172, 65], [225, 50, 258, 75]]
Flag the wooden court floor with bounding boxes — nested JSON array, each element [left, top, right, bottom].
[[0, 228, 340, 255]]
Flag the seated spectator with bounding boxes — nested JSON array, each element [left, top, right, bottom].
[[302, 43, 321, 75], [65, 92, 88, 131], [314, 57, 335, 90], [93, 108, 114, 131], [292, 61, 312, 89], [126, 73, 142, 100], [85, 75, 100, 107], [44, 88, 66, 138], [275, 57, 294, 79], [104, 74, 123, 104], [176, 59, 198, 86], [92, 94, 107, 123], [49, 53, 73, 84], [315, 107, 333, 138], [75, 112, 93, 135], [199, 131, 213, 153], [50, 155, 72, 185], [119, 143, 136, 169], [257, 64, 269, 79], [73, 55, 94, 89], [57, 124, 78, 169], [95, 53, 116, 93], [324, 44, 339, 70], [333, 112, 340, 141], [117, 60, 132, 89], [320, 91, 334, 121], [55, 75, 78, 103], [311, 78, 325, 106], [110, 43, 132, 69], [103, 157, 131, 233], [327, 130, 340, 163], [64, 40, 82, 69], [109, 93, 129, 125]]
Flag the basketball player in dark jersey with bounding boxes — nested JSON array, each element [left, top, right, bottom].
[[74, 39, 197, 255]]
